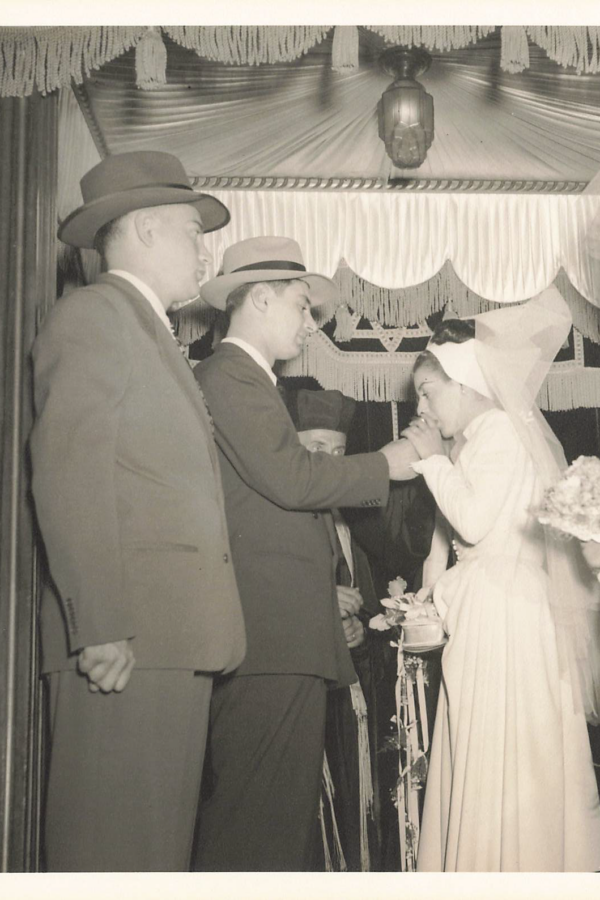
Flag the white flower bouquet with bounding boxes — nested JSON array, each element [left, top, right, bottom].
[[537, 455, 600, 542], [369, 577, 446, 650]]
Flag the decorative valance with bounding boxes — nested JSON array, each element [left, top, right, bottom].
[[2, 25, 600, 98], [192, 189, 600, 306], [278, 320, 600, 412]]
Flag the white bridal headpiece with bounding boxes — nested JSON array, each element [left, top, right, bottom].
[[426, 338, 493, 399]]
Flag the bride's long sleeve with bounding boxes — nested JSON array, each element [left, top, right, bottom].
[[422, 508, 451, 588], [411, 411, 521, 546]]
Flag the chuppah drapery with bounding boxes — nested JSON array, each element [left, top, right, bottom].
[[170, 188, 600, 411], [2, 26, 600, 99], [189, 189, 600, 306]]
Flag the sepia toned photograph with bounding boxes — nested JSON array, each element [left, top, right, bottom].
[[1, 3, 600, 898]]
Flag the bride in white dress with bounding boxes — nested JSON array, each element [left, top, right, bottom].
[[401, 288, 600, 872]]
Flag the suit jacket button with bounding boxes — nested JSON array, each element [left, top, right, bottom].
[[223, 553, 229, 563], [312, 512, 319, 519]]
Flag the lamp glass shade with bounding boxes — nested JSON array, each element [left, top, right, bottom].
[[378, 78, 434, 168]]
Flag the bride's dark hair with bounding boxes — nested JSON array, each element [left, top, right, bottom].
[[430, 318, 475, 345], [413, 317, 476, 377]]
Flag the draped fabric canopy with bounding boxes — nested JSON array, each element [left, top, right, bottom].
[[194, 189, 600, 305], [74, 31, 600, 184], [56, 28, 600, 304], [52, 25, 600, 411]]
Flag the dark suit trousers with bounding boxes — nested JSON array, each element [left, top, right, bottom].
[[194, 673, 327, 871], [44, 669, 212, 871]]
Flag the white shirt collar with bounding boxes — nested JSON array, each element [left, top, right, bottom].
[[108, 269, 174, 337], [221, 337, 277, 386]]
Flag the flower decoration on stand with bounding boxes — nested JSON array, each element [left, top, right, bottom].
[[369, 577, 446, 871], [537, 455, 600, 542]]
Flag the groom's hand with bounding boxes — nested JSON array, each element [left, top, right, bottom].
[[379, 438, 420, 481]]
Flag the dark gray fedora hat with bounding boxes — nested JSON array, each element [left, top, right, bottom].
[[58, 151, 230, 248]]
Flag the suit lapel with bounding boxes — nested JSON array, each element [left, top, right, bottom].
[[217, 344, 340, 556], [98, 275, 219, 469]]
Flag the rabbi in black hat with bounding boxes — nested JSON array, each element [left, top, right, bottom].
[[30, 151, 245, 871]]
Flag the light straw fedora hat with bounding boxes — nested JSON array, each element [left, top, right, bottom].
[[200, 236, 338, 310], [58, 151, 230, 249]]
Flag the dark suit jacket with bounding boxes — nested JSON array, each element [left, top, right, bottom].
[[30, 274, 245, 673], [195, 342, 390, 685]]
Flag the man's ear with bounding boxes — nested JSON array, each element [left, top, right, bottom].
[[131, 208, 161, 248], [249, 282, 273, 313]]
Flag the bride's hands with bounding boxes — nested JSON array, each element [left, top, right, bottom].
[[401, 415, 445, 460]]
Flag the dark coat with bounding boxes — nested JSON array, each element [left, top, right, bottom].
[[195, 342, 390, 685], [30, 274, 245, 673]]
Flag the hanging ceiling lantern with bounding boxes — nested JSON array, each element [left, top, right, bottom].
[[378, 46, 434, 169]]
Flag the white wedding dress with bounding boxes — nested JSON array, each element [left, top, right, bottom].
[[413, 407, 600, 872]]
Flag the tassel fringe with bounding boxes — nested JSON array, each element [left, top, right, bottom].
[[171, 301, 218, 345], [349, 682, 374, 872], [0, 26, 144, 97], [324, 261, 600, 346], [135, 27, 167, 91], [501, 26, 530, 74], [2, 26, 600, 96], [280, 327, 600, 411], [164, 25, 330, 67], [369, 25, 496, 53], [331, 26, 360, 73]]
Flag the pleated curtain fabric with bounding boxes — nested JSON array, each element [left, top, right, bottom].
[[0, 90, 58, 872]]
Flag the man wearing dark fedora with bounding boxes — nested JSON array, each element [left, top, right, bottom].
[[193, 236, 420, 871], [30, 150, 246, 871]]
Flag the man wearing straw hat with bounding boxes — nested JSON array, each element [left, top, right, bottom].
[[30, 151, 245, 871], [194, 236, 419, 871]]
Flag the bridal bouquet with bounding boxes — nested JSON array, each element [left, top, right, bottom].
[[537, 455, 600, 542], [369, 577, 446, 650]]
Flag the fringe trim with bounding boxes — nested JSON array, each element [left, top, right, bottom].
[[323, 261, 600, 345], [135, 27, 167, 91], [367, 25, 496, 52], [177, 261, 600, 349], [280, 328, 600, 411], [539, 366, 600, 411], [328, 260, 499, 330], [319, 752, 347, 872], [3, 26, 600, 97], [331, 26, 360, 73], [0, 26, 144, 97], [527, 26, 600, 75], [349, 681, 374, 872], [171, 301, 218, 344], [163, 25, 331, 67], [501, 26, 530, 74]]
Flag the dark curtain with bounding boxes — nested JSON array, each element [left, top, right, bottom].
[[0, 91, 58, 872]]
